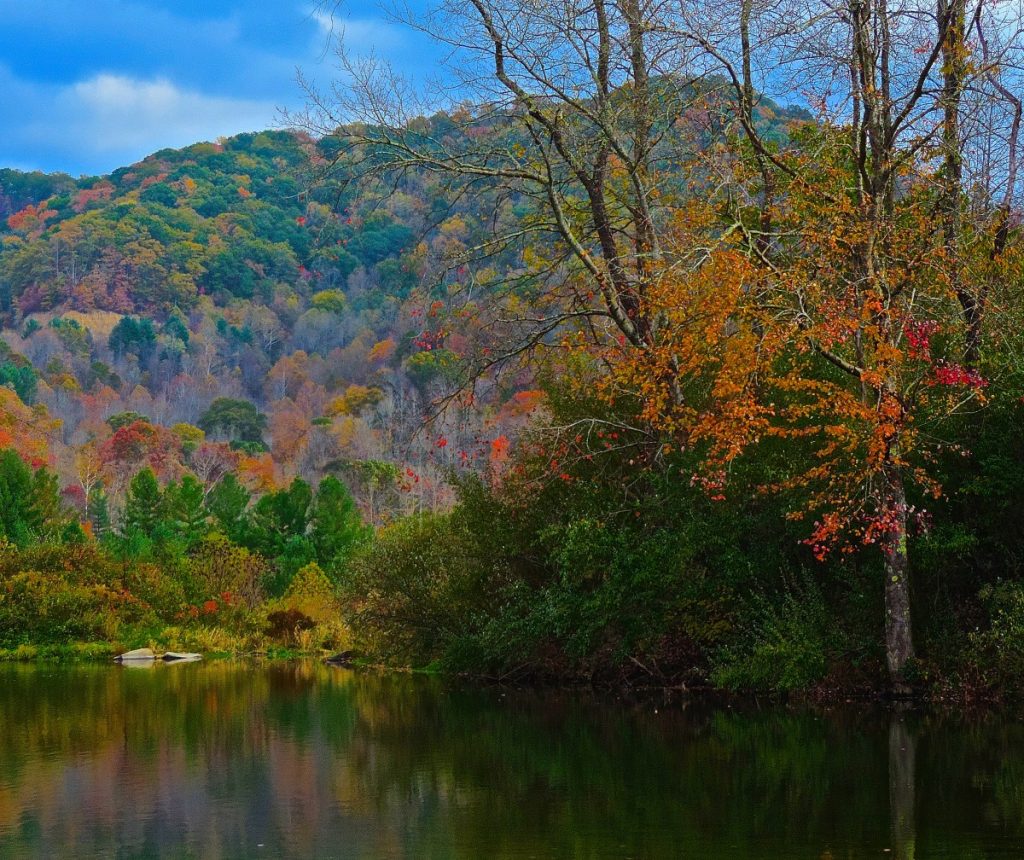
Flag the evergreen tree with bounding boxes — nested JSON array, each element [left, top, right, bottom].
[[108, 316, 157, 361], [122, 468, 164, 538], [249, 478, 312, 554], [29, 467, 64, 540], [310, 476, 370, 573], [205, 473, 251, 543], [61, 520, 87, 544], [166, 474, 208, 546], [197, 398, 267, 443], [248, 478, 315, 594], [0, 361, 38, 404], [0, 449, 36, 545], [162, 311, 190, 346], [87, 485, 112, 537]]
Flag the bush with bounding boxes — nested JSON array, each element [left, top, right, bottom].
[[968, 581, 1024, 689], [0, 542, 175, 646], [710, 574, 834, 693], [0, 570, 148, 647], [187, 534, 266, 607], [266, 608, 315, 643], [279, 562, 340, 622], [342, 513, 504, 665]]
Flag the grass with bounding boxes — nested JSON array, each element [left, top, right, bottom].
[[0, 642, 118, 662]]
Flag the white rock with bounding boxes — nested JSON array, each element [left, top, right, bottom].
[[162, 652, 203, 662], [116, 648, 156, 662]]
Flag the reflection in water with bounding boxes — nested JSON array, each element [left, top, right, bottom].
[[889, 709, 916, 860], [0, 663, 1020, 858]]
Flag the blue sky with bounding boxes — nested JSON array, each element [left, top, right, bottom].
[[0, 1, 435, 176]]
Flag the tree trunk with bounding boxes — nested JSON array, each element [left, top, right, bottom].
[[888, 709, 917, 859], [881, 469, 915, 692]]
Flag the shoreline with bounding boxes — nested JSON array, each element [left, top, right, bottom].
[[1, 643, 1018, 709]]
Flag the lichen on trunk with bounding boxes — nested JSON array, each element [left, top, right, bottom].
[[881, 469, 915, 692]]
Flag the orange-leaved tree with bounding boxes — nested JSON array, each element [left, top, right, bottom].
[[596, 118, 1021, 688], [312, 0, 1023, 688], [0, 387, 60, 469]]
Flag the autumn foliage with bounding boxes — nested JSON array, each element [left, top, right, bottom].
[[596, 142, 1019, 559]]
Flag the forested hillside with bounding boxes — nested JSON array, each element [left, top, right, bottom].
[[0, 88, 807, 518], [0, 127, 535, 516], [3, 22, 1021, 701], [0, 122, 574, 657]]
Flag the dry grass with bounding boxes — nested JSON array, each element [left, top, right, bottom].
[[59, 310, 125, 339]]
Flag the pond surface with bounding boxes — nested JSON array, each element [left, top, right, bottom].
[[0, 662, 1022, 858]]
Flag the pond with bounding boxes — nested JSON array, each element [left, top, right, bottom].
[[0, 662, 1021, 858]]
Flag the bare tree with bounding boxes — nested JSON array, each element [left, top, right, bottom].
[[665, 0, 1024, 683], [296, 0, 714, 367], [299, 0, 1024, 688]]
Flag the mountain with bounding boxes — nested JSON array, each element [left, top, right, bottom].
[[0, 128, 508, 510], [0, 93, 805, 513]]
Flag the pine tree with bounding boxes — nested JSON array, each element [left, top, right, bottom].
[[29, 467, 64, 540], [249, 478, 315, 594], [310, 476, 370, 573], [122, 468, 164, 538], [249, 478, 312, 557], [205, 473, 250, 543], [61, 520, 87, 544], [0, 449, 35, 545], [87, 485, 111, 537], [166, 474, 208, 547]]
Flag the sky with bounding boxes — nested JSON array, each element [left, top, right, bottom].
[[0, 0, 437, 176]]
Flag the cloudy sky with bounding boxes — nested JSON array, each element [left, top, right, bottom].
[[0, 1, 436, 176]]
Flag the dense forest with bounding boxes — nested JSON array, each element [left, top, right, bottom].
[[0, 123, 567, 659], [1, 0, 1024, 700]]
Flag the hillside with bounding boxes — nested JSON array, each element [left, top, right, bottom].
[[0, 88, 806, 520], [0, 127, 511, 514], [0, 130, 424, 316]]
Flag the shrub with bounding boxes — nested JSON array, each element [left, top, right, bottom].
[[187, 534, 266, 607], [280, 562, 340, 623], [968, 581, 1024, 689], [710, 574, 833, 693], [342, 513, 502, 665], [0, 570, 147, 647], [266, 608, 315, 644]]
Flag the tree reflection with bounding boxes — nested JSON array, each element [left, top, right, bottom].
[[889, 708, 917, 860], [0, 665, 1019, 858]]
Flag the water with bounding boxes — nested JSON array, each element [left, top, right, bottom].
[[0, 662, 1021, 858]]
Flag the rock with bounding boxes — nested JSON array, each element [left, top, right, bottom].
[[115, 648, 156, 662], [116, 648, 203, 663], [325, 651, 355, 666]]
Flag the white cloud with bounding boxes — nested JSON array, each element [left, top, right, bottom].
[[61, 74, 277, 153], [312, 9, 337, 32], [0, 68, 279, 172], [311, 9, 404, 49], [0, 1, 434, 175]]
